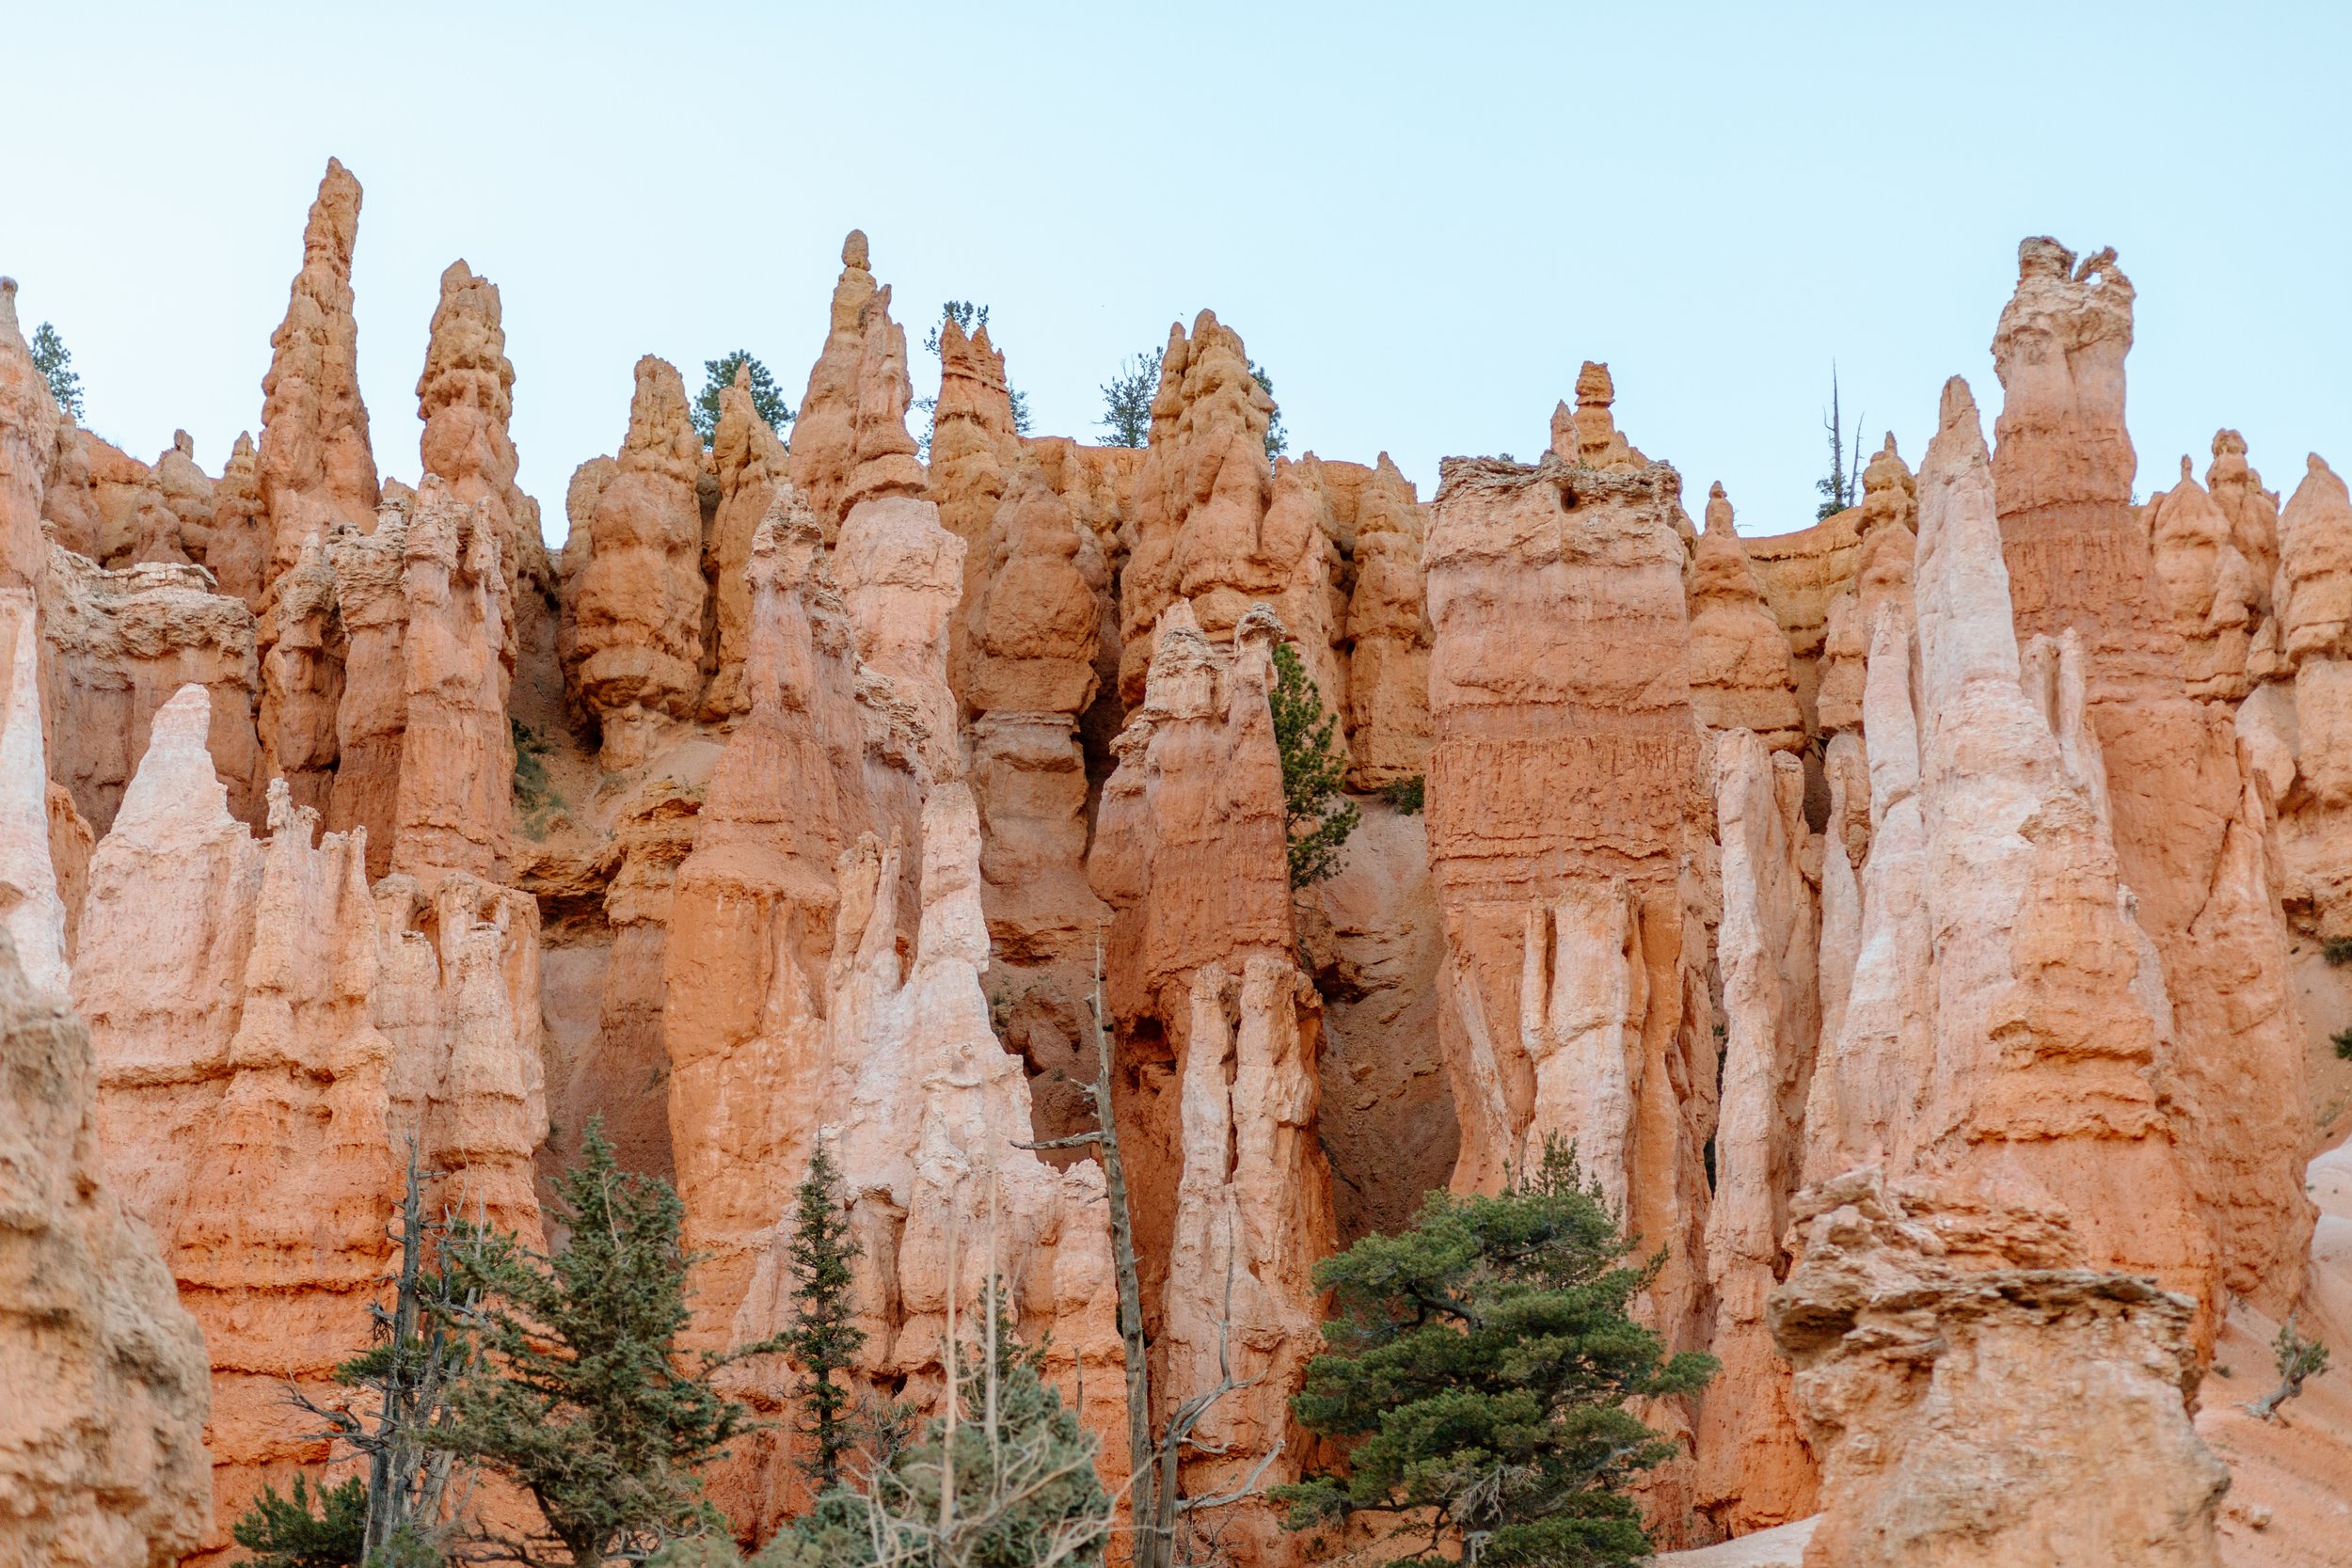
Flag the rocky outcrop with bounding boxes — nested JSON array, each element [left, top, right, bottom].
[[206, 434, 268, 615], [787, 231, 882, 538], [567, 356, 708, 768], [1686, 483, 1804, 749], [664, 504, 919, 1362], [1549, 360, 1648, 472], [1422, 454, 1712, 1356], [1771, 1171, 2225, 1568], [1990, 239, 2310, 1313], [704, 364, 791, 718], [1089, 605, 1332, 1526], [1813, 437, 1915, 735], [0, 277, 59, 592], [2145, 455, 2261, 702], [1695, 730, 1819, 1532], [76, 692, 399, 1560], [154, 432, 215, 566], [1340, 453, 1431, 788], [417, 258, 544, 681], [1, 594, 70, 996], [2253, 453, 2352, 937], [927, 313, 1025, 704], [0, 927, 213, 1568], [40, 546, 263, 834], [78, 436, 185, 568], [255, 158, 379, 588], [1119, 312, 1334, 706], [962, 465, 1112, 1138], [256, 532, 343, 817]]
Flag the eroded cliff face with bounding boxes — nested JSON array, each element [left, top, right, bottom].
[[0, 929, 213, 1568], [14, 177, 2351, 1568]]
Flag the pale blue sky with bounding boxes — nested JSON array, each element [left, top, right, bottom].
[[7, 2, 2346, 540]]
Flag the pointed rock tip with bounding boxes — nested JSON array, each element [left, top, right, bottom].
[[733, 359, 751, 389], [112, 684, 230, 841], [1705, 482, 1733, 533], [842, 230, 869, 270], [1576, 361, 1613, 402], [1938, 375, 1979, 431]]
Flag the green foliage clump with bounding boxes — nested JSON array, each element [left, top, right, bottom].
[[232, 1474, 369, 1568], [2250, 1313, 2331, 1420], [1097, 348, 1161, 448], [31, 320, 83, 420], [1269, 641, 1359, 887], [1275, 1138, 1718, 1568], [1249, 359, 1286, 461], [783, 1142, 866, 1489], [512, 719, 561, 831], [2326, 937, 2352, 967], [434, 1120, 776, 1565], [693, 352, 794, 446], [1377, 775, 1424, 816], [2334, 1025, 2352, 1061]]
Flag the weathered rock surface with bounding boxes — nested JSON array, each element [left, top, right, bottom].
[[40, 546, 263, 834], [1422, 454, 1713, 1357], [1772, 1171, 2226, 1568], [0, 278, 60, 592], [787, 230, 882, 539], [703, 364, 790, 718], [1686, 484, 1805, 749], [0, 928, 213, 1568], [256, 158, 379, 588], [1990, 239, 2311, 1312], [567, 356, 708, 767], [1340, 454, 1432, 788], [0, 594, 70, 997]]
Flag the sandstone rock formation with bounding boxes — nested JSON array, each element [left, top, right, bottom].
[[1990, 239, 2310, 1311], [2145, 454, 2261, 702], [154, 432, 215, 566], [256, 532, 343, 816], [1686, 483, 1805, 749], [1772, 1170, 2225, 1568], [76, 693, 398, 1559], [1812, 437, 1915, 735], [0, 277, 59, 592], [1089, 605, 1333, 1527], [1422, 453, 1712, 1356], [1340, 454, 1432, 788], [1, 594, 70, 997], [40, 546, 263, 834], [0, 928, 213, 1568], [2254, 453, 2352, 935], [256, 158, 379, 586], [787, 230, 882, 537], [703, 363, 790, 718], [926, 312, 1024, 702], [1695, 730, 1819, 1532], [205, 434, 268, 614], [417, 258, 545, 679], [567, 356, 708, 767], [1549, 360, 1648, 472]]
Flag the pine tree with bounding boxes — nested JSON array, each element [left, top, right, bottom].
[[30, 321, 83, 420], [1268, 641, 1359, 887], [431, 1119, 780, 1565], [693, 351, 794, 445], [230, 1473, 369, 1568], [1097, 349, 1162, 449], [1275, 1139, 1717, 1568], [784, 1141, 866, 1488]]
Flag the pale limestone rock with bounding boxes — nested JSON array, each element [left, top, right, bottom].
[[1771, 1171, 2225, 1568], [0, 594, 68, 996], [77, 719, 397, 1559], [40, 546, 263, 834], [1686, 483, 1805, 749], [569, 356, 707, 768], [1695, 731, 1820, 1533], [1991, 238, 2310, 1313], [255, 158, 379, 590], [0, 928, 213, 1568], [836, 488, 964, 784]]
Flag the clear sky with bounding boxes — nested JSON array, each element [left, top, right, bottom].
[[8, 1, 2346, 541]]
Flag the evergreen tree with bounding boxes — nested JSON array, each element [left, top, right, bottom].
[[1275, 1139, 1717, 1568], [1814, 366, 1863, 520], [432, 1120, 780, 1565], [693, 351, 793, 445], [1097, 348, 1161, 448], [231, 1474, 369, 1568], [1248, 360, 1286, 461], [30, 321, 83, 420], [784, 1141, 866, 1488], [1268, 641, 1359, 887]]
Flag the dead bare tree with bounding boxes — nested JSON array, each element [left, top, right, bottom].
[[1018, 938, 1280, 1568]]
